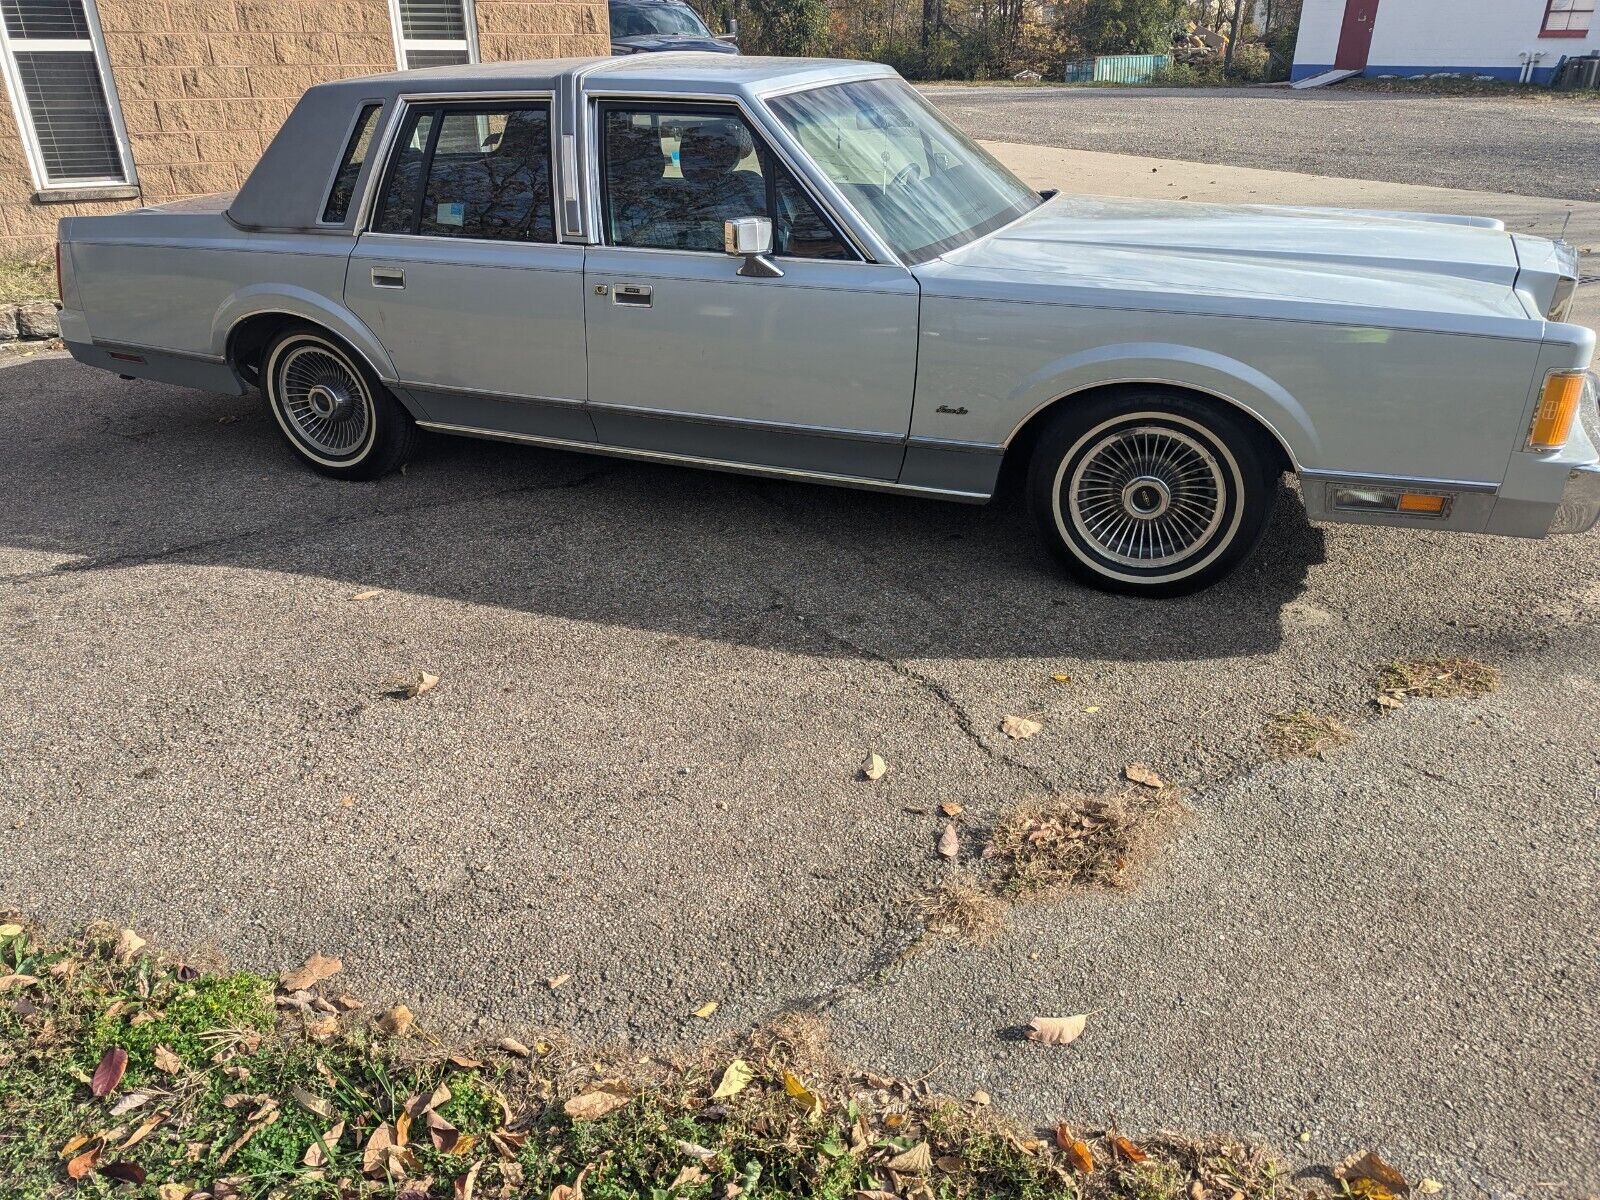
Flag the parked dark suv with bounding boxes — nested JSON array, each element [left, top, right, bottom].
[[608, 0, 739, 54]]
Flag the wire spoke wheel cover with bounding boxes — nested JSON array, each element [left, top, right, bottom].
[[268, 337, 376, 465], [1052, 411, 1246, 583]]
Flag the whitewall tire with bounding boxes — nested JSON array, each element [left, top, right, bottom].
[[263, 326, 416, 480], [1027, 388, 1278, 597]]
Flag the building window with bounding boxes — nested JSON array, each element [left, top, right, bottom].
[[1542, 0, 1594, 36], [388, 0, 479, 69], [0, 0, 135, 192]]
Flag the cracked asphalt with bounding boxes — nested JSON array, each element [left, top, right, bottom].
[[4, 168, 1599, 1195]]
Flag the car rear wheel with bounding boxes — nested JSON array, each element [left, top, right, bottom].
[[262, 326, 416, 479], [1026, 388, 1278, 597]]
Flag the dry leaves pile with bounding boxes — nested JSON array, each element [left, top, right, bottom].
[[1375, 657, 1499, 710], [983, 789, 1180, 896]]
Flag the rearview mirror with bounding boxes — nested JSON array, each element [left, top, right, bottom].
[[723, 216, 782, 278]]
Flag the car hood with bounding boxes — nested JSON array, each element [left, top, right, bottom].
[[929, 195, 1536, 329], [612, 33, 737, 52]]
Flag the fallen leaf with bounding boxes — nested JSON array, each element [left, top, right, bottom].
[[454, 1161, 482, 1200], [66, 1145, 102, 1179], [1065, 1139, 1095, 1173], [362, 1122, 397, 1175], [1051, 673, 1071, 683], [378, 1004, 415, 1036], [1124, 763, 1165, 789], [783, 1069, 823, 1118], [305, 1126, 347, 1171], [564, 1086, 630, 1122], [395, 1110, 412, 1147], [886, 1142, 933, 1174], [693, 1001, 718, 1019], [0, 923, 21, 937], [338, 794, 357, 808], [121, 1113, 165, 1151], [1417, 1181, 1443, 1196], [401, 671, 440, 699], [333, 993, 364, 1011], [671, 1165, 707, 1190], [1026, 1013, 1088, 1046], [114, 929, 146, 961], [292, 1086, 334, 1119], [280, 952, 342, 992], [971, 1089, 991, 1106], [550, 1165, 591, 1200], [1000, 714, 1042, 740], [676, 1139, 718, 1162], [939, 802, 964, 817], [396, 1182, 434, 1200], [60, 1134, 92, 1159], [937, 823, 960, 859], [1084, 705, 1101, 714], [711, 1058, 753, 1099], [304, 1013, 339, 1039], [349, 589, 383, 601], [1343, 1150, 1411, 1198], [855, 1191, 898, 1200], [91, 1046, 129, 1097], [153, 1045, 182, 1074], [109, 1089, 157, 1117], [449, 1054, 482, 1069], [860, 751, 887, 781], [158, 1185, 187, 1200], [497, 1037, 530, 1057], [101, 1160, 147, 1185], [0, 974, 39, 991], [546, 974, 571, 991], [407, 1084, 451, 1117], [1113, 1135, 1147, 1163], [1376, 693, 1405, 710]]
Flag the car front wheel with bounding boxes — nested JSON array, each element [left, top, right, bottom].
[[263, 325, 416, 479], [1027, 388, 1278, 597]]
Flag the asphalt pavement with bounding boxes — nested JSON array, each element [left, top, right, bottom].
[[3, 141, 1599, 1194], [924, 84, 1600, 202]]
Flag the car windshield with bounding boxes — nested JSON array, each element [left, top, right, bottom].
[[609, 1, 711, 37], [767, 78, 1041, 264]]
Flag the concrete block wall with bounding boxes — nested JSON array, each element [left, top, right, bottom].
[[0, 0, 608, 253]]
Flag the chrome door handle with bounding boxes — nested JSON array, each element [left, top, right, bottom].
[[371, 267, 405, 289], [612, 284, 652, 307]]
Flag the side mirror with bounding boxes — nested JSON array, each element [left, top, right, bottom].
[[723, 216, 782, 278], [720, 16, 739, 39]]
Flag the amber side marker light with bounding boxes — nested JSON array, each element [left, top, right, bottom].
[[1397, 493, 1447, 515], [1529, 371, 1586, 451]]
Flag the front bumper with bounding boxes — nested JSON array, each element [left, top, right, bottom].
[[1545, 370, 1600, 536], [1550, 460, 1600, 535]]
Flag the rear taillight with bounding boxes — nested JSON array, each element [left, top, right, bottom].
[[54, 242, 62, 302]]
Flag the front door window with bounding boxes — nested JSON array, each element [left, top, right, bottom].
[[599, 105, 851, 260]]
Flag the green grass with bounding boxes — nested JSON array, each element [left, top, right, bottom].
[[0, 253, 54, 305], [0, 920, 1317, 1199]]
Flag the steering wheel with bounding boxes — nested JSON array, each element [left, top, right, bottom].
[[890, 161, 922, 190]]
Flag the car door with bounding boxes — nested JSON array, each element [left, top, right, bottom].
[[582, 100, 920, 482], [346, 100, 594, 444]]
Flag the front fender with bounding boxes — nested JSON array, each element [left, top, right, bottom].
[[1002, 342, 1316, 469], [212, 284, 399, 384]]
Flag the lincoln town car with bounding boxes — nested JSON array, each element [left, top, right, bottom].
[[56, 55, 1599, 595]]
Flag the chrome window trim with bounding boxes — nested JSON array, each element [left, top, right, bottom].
[[357, 92, 561, 242], [581, 88, 894, 266], [0, 0, 138, 193], [359, 229, 585, 259], [315, 100, 386, 229]]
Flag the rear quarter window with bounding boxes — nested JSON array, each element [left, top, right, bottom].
[[322, 103, 382, 224]]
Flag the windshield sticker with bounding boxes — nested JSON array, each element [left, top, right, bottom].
[[437, 202, 465, 227]]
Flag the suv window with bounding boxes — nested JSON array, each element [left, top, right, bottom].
[[323, 103, 381, 224], [599, 105, 851, 260], [374, 104, 555, 243]]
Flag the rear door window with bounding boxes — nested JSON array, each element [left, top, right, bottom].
[[373, 103, 555, 243]]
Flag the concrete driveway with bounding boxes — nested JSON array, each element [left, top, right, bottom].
[[3, 157, 1598, 1194]]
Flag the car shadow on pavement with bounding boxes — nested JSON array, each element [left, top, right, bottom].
[[0, 361, 1324, 662]]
